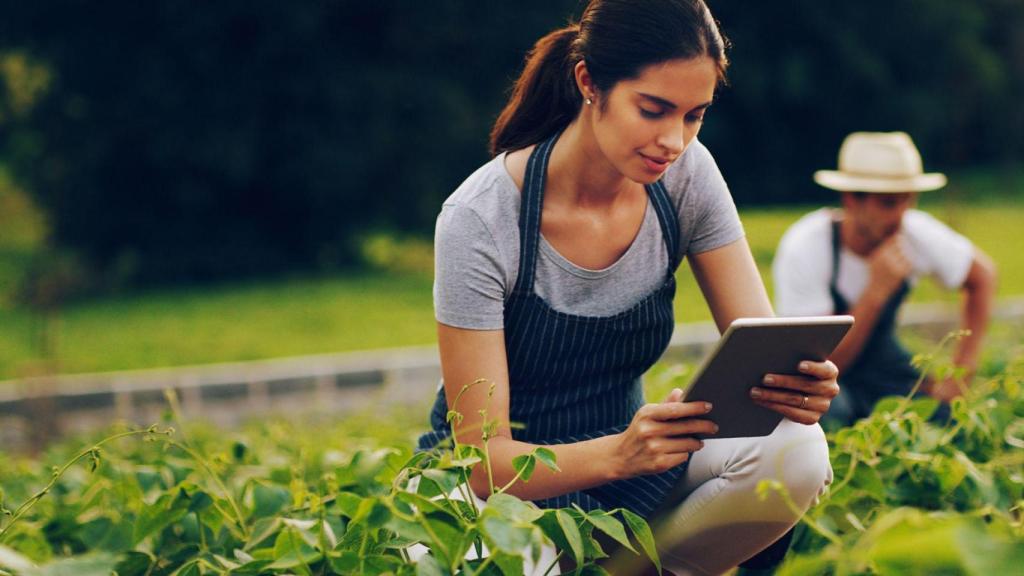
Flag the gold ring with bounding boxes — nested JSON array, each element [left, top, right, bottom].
[[800, 395, 809, 409]]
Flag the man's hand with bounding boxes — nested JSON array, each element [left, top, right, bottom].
[[926, 376, 967, 403], [867, 234, 912, 299]]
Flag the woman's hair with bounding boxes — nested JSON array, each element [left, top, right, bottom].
[[489, 0, 729, 155]]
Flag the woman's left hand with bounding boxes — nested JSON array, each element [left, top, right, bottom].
[[749, 360, 840, 425]]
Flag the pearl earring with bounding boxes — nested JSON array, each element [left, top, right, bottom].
[[585, 97, 593, 105]]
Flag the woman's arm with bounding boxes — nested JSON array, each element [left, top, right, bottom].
[[438, 322, 715, 501], [689, 236, 774, 329], [689, 238, 839, 424]]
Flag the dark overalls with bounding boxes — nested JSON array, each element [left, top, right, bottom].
[[825, 220, 930, 424], [418, 132, 688, 519]]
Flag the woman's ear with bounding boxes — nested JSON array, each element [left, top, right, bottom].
[[574, 60, 596, 104]]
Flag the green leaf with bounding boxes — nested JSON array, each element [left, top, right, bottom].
[[420, 469, 460, 497], [187, 490, 214, 514], [353, 497, 392, 529], [333, 491, 363, 518], [395, 490, 446, 516], [415, 553, 446, 576], [31, 553, 119, 576], [556, 509, 585, 565], [957, 519, 1024, 575], [78, 516, 133, 552], [534, 447, 560, 472], [132, 491, 190, 545], [850, 464, 886, 500], [385, 514, 432, 544], [865, 509, 987, 573], [268, 525, 321, 572], [485, 493, 543, 523], [511, 454, 537, 483], [480, 515, 532, 554], [581, 509, 636, 554], [112, 551, 154, 576], [250, 480, 291, 519], [421, 511, 473, 567], [621, 508, 660, 573], [363, 554, 404, 574], [244, 517, 284, 550], [169, 559, 201, 576], [328, 550, 359, 574], [491, 551, 525, 576]]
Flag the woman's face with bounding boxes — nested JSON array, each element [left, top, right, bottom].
[[585, 56, 718, 184]]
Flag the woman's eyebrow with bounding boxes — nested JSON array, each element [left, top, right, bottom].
[[637, 92, 713, 111]]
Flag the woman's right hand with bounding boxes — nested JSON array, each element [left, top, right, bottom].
[[611, 388, 719, 478]]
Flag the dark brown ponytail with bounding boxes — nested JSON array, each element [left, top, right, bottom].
[[489, 0, 730, 156], [489, 25, 581, 156]]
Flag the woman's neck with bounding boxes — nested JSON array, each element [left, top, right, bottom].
[[546, 119, 635, 208]]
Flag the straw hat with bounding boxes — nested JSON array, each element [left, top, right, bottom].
[[814, 132, 947, 193]]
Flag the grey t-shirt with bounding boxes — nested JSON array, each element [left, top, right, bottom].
[[434, 139, 744, 330]]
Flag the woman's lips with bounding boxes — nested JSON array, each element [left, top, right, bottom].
[[640, 153, 672, 173]]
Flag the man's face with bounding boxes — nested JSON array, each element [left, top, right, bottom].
[[842, 192, 917, 250]]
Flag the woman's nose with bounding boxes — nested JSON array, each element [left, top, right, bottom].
[[657, 124, 685, 155]]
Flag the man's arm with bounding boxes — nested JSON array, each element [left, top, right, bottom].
[[829, 234, 912, 372], [929, 249, 997, 400]]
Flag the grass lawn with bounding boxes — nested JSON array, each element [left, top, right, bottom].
[[1, 167, 1021, 380]]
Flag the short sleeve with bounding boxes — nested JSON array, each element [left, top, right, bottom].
[[433, 204, 508, 330], [903, 211, 974, 289], [772, 217, 835, 317], [669, 141, 745, 257]]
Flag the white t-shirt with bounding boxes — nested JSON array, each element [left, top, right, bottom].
[[772, 208, 974, 317]]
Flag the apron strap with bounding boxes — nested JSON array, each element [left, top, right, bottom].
[[512, 133, 559, 295], [647, 179, 682, 274]]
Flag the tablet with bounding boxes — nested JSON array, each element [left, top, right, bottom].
[[680, 315, 854, 439]]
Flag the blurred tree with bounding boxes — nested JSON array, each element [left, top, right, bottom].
[[0, 0, 1020, 287], [705, 0, 1022, 204]]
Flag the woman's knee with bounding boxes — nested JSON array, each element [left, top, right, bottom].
[[763, 420, 832, 510]]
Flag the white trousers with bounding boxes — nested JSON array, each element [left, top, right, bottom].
[[652, 419, 833, 575]]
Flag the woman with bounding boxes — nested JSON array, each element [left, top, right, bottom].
[[417, 1, 838, 573]]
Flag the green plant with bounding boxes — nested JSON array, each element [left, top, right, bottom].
[[0, 382, 661, 575], [767, 333, 1024, 575]]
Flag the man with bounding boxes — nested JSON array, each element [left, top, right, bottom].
[[772, 132, 997, 424]]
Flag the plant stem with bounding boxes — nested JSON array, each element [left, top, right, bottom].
[[542, 550, 564, 576], [0, 427, 168, 541], [166, 439, 250, 539]]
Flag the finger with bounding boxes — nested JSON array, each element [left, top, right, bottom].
[[659, 437, 705, 454], [662, 387, 684, 403], [752, 399, 824, 425], [649, 400, 713, 421], [659, 418, 719, 438], [797, 360, 839, 380], [751, 387, 835, 414], [759, 374, 839, 398]]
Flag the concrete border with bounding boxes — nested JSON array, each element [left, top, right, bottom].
[[2, 298, 1022, 450]]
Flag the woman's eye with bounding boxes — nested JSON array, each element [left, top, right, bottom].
[[686, 114, 705, 124], [639, 108, 664, 119]]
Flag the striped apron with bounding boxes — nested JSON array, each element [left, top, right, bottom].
[[419, 132, 687, 518]]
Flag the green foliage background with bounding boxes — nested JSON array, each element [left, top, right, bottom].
[[0, 331, 1021, 575], [0, 0, 1021, 285]]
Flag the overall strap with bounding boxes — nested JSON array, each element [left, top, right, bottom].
[[512, 133, 559, 294], [647, 179, 682, 274]]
